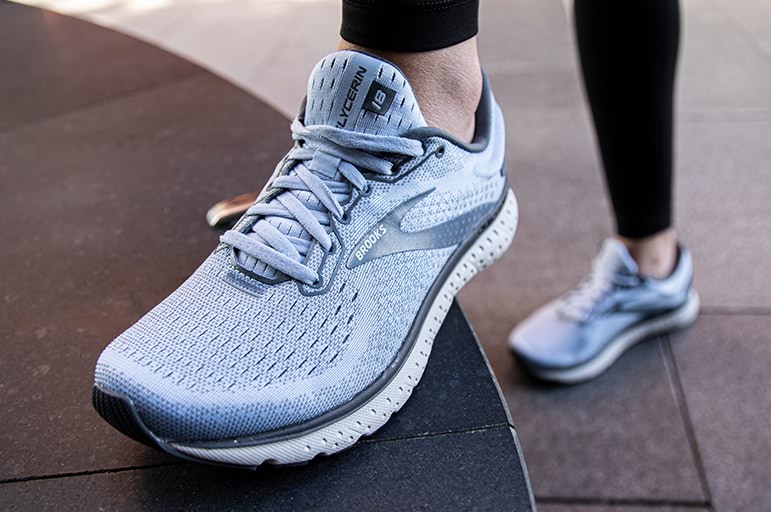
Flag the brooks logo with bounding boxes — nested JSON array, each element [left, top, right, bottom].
[[345, 189, 494, 269], [354, 224, 387, 261]]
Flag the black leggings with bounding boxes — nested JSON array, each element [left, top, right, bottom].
[[340, 0, 680, 239]]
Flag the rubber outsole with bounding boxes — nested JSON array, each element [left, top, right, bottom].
[[93, 189, 519, 468], [514, 289, 701, 384], [92, 386, 157, 449]]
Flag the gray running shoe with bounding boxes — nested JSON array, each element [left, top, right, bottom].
[[509, 239, 699, 383], [92, 50, 518, 467]]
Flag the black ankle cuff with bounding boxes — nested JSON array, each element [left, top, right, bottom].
[[341, 0, 479, 52]]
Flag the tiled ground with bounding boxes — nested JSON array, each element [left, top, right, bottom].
[[5, 0, 771, 510]]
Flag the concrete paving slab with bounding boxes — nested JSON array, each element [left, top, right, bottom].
[[680, 0, 771, 115], [479, 0, 575, 73], [678, 120, 771, 309], [245, 0, 340, 116], [495, 336, 704, 502], [162, 0, 305, 98], [718, 0, 771, 58], [539, 504, 709, 512], [493, 99, 607, 203], [0, 426, 533, 511], [671, 314, 771, 512]]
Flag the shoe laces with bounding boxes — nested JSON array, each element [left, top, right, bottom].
[[559, 267, 640, 322], [221, 118, 424, 285]]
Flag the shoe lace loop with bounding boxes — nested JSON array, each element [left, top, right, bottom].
[[220, 118, 424, 285]]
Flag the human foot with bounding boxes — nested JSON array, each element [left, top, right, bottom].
[[508, 239, 699, 384]]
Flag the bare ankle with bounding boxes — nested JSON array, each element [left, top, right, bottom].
[[337, 38, 482, 143], [617, 229, 678, 279]]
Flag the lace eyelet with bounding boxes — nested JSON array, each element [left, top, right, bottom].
[[339, 211, 351, 224], [435, 145, 446, 158], [310, 276, 323, 288], [360, 184, 373, 197], [328, 242, 337, 254]]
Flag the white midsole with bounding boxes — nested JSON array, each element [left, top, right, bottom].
[[528, 289, 701, 384], [172, 189, 519, 466]]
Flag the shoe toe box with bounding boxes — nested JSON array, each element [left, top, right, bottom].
[[94, 343, 259, 442], [508, 301, 593, 369]]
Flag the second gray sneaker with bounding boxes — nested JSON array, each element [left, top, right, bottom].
[[509, 239, 699, 383]]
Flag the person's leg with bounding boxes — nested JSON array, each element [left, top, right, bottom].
[[575, 0, 681, 278], [509, 0, 698, 384], [338, 0, 482, 142]]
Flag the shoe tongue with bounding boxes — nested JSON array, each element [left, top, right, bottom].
[[236, 51, 425, 281], [303, 50, 426, 136], [594, 239, 639, 276]]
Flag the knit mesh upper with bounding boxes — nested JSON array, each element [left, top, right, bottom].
[[95, 245, 453, 441]]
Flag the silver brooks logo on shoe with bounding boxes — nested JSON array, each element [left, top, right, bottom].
[[346, 189, 493, 269], [354, 224, 388, 262]]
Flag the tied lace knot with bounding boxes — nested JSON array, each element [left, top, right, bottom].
[[221, 118, 424, 285]]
